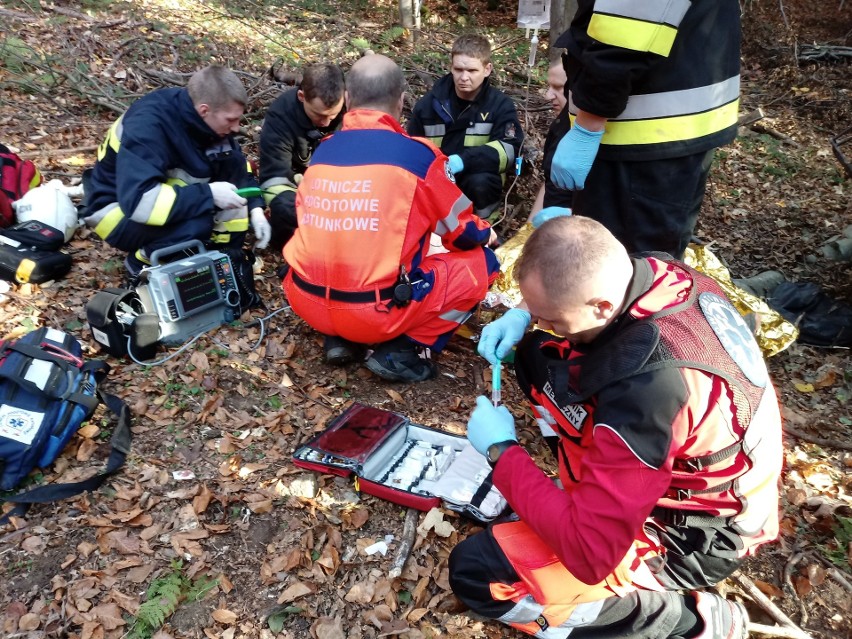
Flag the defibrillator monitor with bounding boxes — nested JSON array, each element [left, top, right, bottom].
[[133, 243, 241, 345], [171, 262, 222, 317]]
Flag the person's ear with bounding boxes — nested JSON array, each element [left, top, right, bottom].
[[484, 62, 493, 77], [196, 103, 211, 117], [297, 89, 306, 104], [344, 90, 351, 109], [593, 299, 615, 320]]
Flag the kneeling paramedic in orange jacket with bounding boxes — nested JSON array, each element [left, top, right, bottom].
[[450, 216, 783, 638], [283, 54, 500, 382]]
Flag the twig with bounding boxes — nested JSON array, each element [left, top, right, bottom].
[[783, 425, 852, 451], [388, 508, 419, 579], [729, 571, 811, 636], [781, 551, 807, 624], [738, 107, 765, 127], [748, 622, 816, 639], [751, 123, 800, 147]]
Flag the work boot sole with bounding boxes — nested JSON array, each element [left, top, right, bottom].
[[364, 354, 436, 382]]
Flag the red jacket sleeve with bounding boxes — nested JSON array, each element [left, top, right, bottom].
[[493, 427, 671, 585]]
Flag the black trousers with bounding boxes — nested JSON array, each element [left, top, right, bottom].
[[268, 190, 297, 251], [455, 170, 503, 215]]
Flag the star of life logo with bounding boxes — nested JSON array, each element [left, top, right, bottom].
[[444, 160, 456, 183], [0, 405, 45, 446], [542, 381, 588, 431]]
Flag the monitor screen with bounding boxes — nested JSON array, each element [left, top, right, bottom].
[[173, 263, 220, 316]]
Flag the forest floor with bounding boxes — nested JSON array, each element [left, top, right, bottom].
[[0, 1, 850, 638]]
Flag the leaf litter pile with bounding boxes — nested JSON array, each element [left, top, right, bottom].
[[0, 1, 850, 638]]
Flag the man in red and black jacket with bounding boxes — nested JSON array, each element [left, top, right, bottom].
[[450, 216, 782, 639]]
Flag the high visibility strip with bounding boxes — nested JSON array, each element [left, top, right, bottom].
[[568, 76, 740, 122], [93, 205, 124, 239], [166, 168, 202, 185], [570, 100, 740, 146], [97, 116, 124, 161], [464, 134, 490, 147], [423, 124, 445, 137], [220, 217, 248, 232], [131, 184, 177, 226], [594, 0, 690, 26], [435, 193, 473, 235], [466, 122, 493, 136], [588, 13, 678, 56], [427, 136, 444, 147], [439, 308, 472, 325], [485, 140, 509, 172]]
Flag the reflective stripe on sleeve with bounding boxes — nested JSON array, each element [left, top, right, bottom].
[[91, 204, 124, 239], [588, 13, 678, 56], [130, 183, 177, 225], [434, 193, 473, 235], [594, 0, 691, 26]]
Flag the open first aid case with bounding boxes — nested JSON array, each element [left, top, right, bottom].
[[292, 402, 508, 523]]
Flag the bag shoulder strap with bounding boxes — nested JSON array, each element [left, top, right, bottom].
[[0, 389, 132, 524]]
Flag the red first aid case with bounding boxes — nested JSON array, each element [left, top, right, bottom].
[[292, 402, 508, 523]]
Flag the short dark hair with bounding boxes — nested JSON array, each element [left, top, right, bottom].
[[300, 62, 345, 107], [515, 216, 622, 306], [346, 58, 406, 112], [187, 66, 247, 109], [451, 34, 492, 64]]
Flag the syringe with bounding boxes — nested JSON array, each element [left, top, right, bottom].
[[491, 361, 502, 407]]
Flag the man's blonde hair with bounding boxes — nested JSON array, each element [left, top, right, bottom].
[[187, 66, 247, 110], [451, 34, 492, 64]]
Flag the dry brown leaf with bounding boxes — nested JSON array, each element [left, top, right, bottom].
[[310, 616, 345, 639], [18, 613, 40, 631], [211, 608, 238, 624], [277, 580, 314, 604], [345, 581, 376, 604], [386, 389, 404, 403], [219, 574, 234, 594], [90, 603, 126, 630], [190, 350, 210, 372], [76, 437, 98, 462], [193, 484, 213, 514]]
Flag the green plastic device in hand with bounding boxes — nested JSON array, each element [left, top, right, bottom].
[[235, 187, 264, 198]]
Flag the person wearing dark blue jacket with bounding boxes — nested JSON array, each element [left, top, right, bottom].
[[82, 66, 271, 277], [406, 35, 523, 219]]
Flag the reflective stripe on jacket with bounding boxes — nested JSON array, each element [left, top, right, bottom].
[[557, 0, 741, 160]]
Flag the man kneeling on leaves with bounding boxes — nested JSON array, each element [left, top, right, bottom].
[[81, 66, 271, 308], [282, 54, 500, 382], [451, 215, 782, 639]]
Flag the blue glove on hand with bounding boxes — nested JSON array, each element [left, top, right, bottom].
[[467, 396, 517, 456], [447, 154, 465, 175], [532, 206, 572, 229], [478, 308, 531, 366], [550, 123, 604, 190]]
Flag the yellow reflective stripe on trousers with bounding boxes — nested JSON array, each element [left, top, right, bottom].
[[588, 13, 678, 57], [572, 100, 740, 146], [93, 205, 125, 239]]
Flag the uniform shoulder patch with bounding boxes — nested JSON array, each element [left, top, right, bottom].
[[698, 292, 767, 387], [444, 160, 456, 183]]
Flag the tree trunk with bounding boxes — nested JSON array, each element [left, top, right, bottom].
[[549, 0, 577, 61], [399, 0, 415, 47]]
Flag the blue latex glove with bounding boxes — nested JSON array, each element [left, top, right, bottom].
[[467, 396, 517, 456], [478, 308, 531, 366], [550, 123, 604, 190], [532, 206, 572, 229], [447, 154, 465, 175]]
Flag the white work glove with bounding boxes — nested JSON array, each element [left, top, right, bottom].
[[250, 207, 272, 249], [209, 181, 246, 210]]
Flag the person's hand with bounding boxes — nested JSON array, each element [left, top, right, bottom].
[[550, 123, 604, 190], [532, 206, 572, 228], [250, 207, 272, 249], [467, 396, 517, 457], [478, 308, 531, 365], [293, 173, 303, 185], [210, 182, 247, 210], [447, 154, 465, 175]]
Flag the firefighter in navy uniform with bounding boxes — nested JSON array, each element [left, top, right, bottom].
[[407, 34, 523, 219], [258, 62, 345, 251], [544, 0, 742, 258], [82, 66, 271, 280], [450, 216, 782, 639]]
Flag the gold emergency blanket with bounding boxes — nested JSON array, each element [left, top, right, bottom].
[[490, 223, 797, 357]]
